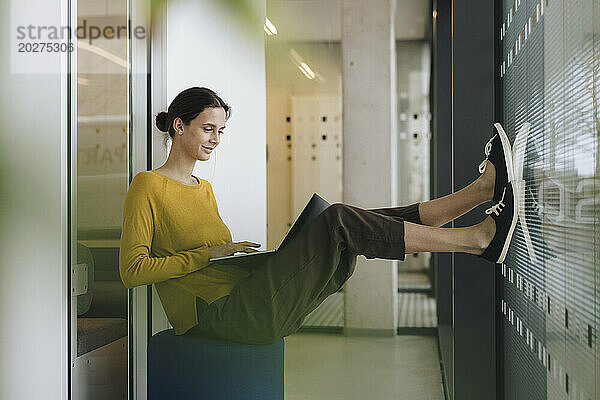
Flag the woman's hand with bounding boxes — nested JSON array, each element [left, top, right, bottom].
[[208, 241, 262, 258]]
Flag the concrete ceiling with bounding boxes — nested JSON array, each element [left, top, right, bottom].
[[266, 0, 429, 42]]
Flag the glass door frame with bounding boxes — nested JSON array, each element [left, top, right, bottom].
[[66, 0, 153, 398], [67, 0, 77, 397], [128, 0, 153, 399], [128, 1, 175, 397]]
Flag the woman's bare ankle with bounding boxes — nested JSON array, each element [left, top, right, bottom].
[[474, 216, 496, 255], [476, 160, 495, 203]]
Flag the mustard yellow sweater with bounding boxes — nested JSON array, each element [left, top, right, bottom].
[[119, 170, 250, 335]]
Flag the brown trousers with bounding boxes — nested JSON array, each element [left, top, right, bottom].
[[186, 202, 421, 345]]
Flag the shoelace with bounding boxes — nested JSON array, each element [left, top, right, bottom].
[[485, 186, 506, 216], [478, 135, 495, 173]]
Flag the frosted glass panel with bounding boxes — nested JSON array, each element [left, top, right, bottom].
[[500, 0, 599, 398]]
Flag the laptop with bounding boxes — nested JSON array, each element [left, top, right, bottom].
[[209, 193, 331, 265]]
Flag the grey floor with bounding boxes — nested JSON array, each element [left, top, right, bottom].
[[283, 332, 445, 400], [290, 266, 443, 399]]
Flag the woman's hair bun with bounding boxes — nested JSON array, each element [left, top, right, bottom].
[[156, 111, 169, 132]]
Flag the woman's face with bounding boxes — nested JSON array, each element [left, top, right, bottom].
[[177, 107, 226, 161]]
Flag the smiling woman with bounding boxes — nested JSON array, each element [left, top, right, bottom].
[[119, 87, 518, 345], [119, 87, 262, 335], [155, 87, 230, 145], [152, 87, 231, 183]]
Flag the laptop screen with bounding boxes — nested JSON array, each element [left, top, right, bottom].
[[278, 193, 331, 250]]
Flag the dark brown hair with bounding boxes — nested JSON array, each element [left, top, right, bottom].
[[155, 87, 231, 139]]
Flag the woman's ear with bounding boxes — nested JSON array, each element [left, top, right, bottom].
[[172, 117, 184, 135]]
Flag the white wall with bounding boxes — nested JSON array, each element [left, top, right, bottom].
[[156, 0, 267, 248], [0, 0, 69, 398]]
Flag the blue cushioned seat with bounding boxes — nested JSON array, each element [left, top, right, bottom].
[[148, 329, 284, 400]]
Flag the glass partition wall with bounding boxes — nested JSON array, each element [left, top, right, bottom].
[[499, 0, 600, 398], [70, 0, 133, 397]]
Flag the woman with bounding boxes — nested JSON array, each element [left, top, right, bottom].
[[119, 87, 517, 345]]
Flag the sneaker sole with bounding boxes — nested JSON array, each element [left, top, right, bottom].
[[493, 122, 514, 183], [512, 122, 537, 264], [497, 179, 519, 263], [515, 179, 537, 264], [512, 122, 530, 180]]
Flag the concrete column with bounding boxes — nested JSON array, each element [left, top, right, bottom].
[[342, 0, 398, 336]]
